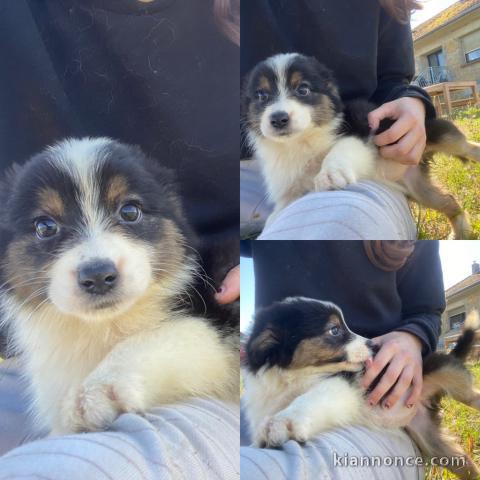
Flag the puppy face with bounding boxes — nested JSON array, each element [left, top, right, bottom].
[[243, 53, 343, 142], [0, 138, 191, 322], [246, 297, 375, 372]]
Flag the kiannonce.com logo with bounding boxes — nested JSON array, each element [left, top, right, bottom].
[[333, 453, 467, 468]]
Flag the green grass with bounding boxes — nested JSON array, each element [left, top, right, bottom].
[[414, 112, 480, 239], [425, 363, 480, 479]]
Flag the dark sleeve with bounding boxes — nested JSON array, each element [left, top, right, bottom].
[[371, 9, 436, 119], [395, 241, 445, 355]]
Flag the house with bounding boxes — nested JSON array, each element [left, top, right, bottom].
[[413, 0, 480, 88], [438, 261, 480, 359]]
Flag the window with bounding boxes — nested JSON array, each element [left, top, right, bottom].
[[449, 312, 466, 330], [427, 49, 445, 68], [463, 30, 480, 63]]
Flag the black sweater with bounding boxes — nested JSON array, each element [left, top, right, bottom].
[[240, 0, 435, 157], [242, 241, 445, 355], [241, 0, 434, 110], [0, 0, 239, 245]]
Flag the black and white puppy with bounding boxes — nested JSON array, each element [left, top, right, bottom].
[[0, 137, 239, 435], [243, 297, 480, 480], [242, 53, 480, 238]]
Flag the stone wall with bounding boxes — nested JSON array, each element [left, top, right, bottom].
[[414, 10, 480, 85]]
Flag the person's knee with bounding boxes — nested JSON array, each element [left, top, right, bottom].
[[259, 188, 407, 240]]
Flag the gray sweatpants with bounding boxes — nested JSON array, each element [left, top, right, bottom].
[[1, 361, 424, 479], [0, 359, 240, 480], [240, 160, 417, 240], [240, 401, 424, 480]]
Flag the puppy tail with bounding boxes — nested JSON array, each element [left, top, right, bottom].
[[422, 323, 479, 410], [451, 310, 479, 361], [451, 328, 476, 361], [425, 118, 480, 163]]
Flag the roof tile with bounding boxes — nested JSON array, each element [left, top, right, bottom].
[[413, 0, 480, 40]]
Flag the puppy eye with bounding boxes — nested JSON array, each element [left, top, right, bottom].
[[34, 217, 59, 239], [328, 326, 340, 336], [255, 90, 269, 102], [119, 203, 142, 222], [296, 84, 311, 96]]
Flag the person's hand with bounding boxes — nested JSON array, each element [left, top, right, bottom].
[[368, 97, 426, 165], [215, 264, 240, 304], [361, 331, 423, 409]]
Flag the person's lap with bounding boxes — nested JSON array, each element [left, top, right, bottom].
[[240, 160, 417, 240], [240, 401, 423, 480], [0, 359, 239, 480]]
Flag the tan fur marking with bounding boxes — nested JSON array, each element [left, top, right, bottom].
[[106, 176, 129, 207], [289, 71, 303, 88], [38, 188, 65, 217], [5, 238, 50, 302], [259, 76, 271, 91]]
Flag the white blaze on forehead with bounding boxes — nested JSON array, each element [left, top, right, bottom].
[[266, 53, 298, 96], [46, 137, 114, 235]]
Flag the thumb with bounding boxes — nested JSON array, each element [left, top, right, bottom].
[[215, 264, 240, 304], [368, 102, 398, 132]]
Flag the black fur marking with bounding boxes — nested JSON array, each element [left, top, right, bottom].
[[285, 56, 343, 114], [246, 298, 350, 373]]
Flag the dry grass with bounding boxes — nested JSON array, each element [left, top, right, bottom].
[[413, 112, 480, 239], [425, 363, 480, 479]]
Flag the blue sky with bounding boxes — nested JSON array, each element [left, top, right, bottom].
[[240, 241, 480, 332]]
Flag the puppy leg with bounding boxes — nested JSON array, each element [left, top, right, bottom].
[[59, 318, 238, 432], [423, 363, 480, 411], [314, 137, 376, 191], [426, 118, 480, 163], [402, 166, 472, 239], [406, 405, 479, 480], [256, 376, 363, 447]]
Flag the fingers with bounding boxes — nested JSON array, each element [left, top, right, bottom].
[[366, 356, 405, 406], [383, 364, 414, 408], [214, 264, 240, 304], [361, 341, 395, 391], [406, 369, 423, 407], [368, 102, 399, 132], [373, 116, 412, 147], [379, 128, 426, 165]]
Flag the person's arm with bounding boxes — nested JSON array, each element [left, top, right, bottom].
[[368, 9, 436, 165], [371, 9, 435, 119], [361, 241, 444, 409], [395, 240, 445, 356]]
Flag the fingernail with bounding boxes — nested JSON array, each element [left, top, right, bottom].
[[407, 403, 414, 409], [216, 286, 226, 295], [368, 400, 374, 406], [384, 402, 390, 409]]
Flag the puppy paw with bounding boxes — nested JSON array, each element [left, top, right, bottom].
[[255, 413, 311, 447], [61, 380, 143, 433], [314, 166, 356, 191]]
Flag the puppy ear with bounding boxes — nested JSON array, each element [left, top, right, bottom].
[[246, 325, 280, 372]]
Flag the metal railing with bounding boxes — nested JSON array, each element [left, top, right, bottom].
[[412, 66, 454, 87]]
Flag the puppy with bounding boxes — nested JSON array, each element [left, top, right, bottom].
[[243, 297, 480, 479], [242, 53, 480, 238], [0, 137, 239, 435]]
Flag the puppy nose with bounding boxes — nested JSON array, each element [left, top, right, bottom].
[[270, 111, 290, 129], [78, 261, 118, 295], [367, 340, 380, 356]]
